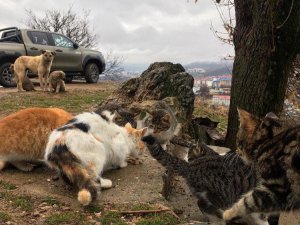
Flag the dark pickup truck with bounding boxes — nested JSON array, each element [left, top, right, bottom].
[[0, 27, 105, 87]]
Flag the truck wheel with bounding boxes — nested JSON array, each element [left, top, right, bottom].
[[84, 63, 100, 83], [0, 62, 16, 87], [65, 76, 73, 83]]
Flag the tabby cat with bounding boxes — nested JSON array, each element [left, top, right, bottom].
[[141, 134, 272, 224], [0, 107, 73, 171], [44, 111, 147, 206], [143, 108, 181, 149], [223, 109, 300, 224]]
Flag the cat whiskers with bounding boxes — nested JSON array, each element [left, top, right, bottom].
[[245, 164, 255, 179], [223, 151, 238, 167], [285, 193, 298, 212]]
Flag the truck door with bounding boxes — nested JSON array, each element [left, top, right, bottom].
[[25, 31, 55, 56], [50, 33, 82, 72]]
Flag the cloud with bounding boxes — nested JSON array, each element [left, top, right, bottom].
[[0, 0, 234, 65]]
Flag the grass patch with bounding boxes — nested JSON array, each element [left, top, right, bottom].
[[0, 89, 111, 114], [194, 103, 228, 132], [98, 211, 126, 225], [130, 203, 155, 211], [0, 212, 10, 222], [136, 213, 179, 225], [0, 191, 33, 211], [41, 196, 61, 206], [13, 195, 33, 211], [0, 180, 17, 190], [45, 212, 90, 225], [0, 192, 7, 199], [84, 204, 103, 213]]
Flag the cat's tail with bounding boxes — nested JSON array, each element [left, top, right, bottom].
[[142, 134, 188, 176], [45, 144, 98, 206]]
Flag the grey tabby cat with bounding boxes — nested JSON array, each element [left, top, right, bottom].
[[223, 109, 300, 224], [142, 133, 275, 224]]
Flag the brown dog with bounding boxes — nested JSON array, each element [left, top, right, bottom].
[[13, 50, 55, 92], [49, 70, 66, 93], [10, 64, 35, 91]]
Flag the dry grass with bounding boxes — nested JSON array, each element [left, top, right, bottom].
[[194, 96, 228, 133]]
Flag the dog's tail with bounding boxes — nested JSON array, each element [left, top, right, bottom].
[[46, 144, 98, 206], [9, 64, 16, 82]]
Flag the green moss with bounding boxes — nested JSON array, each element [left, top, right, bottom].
[[45, 212, 90, 225]]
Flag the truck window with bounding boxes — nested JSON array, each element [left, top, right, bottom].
[[27, 31, 49, 45], [51, 33, 74, 48]]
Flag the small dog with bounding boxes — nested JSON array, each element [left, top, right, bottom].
[[49, 70, 66, 93], [10, 64, 35, 91], [13, 50, 55, 92]]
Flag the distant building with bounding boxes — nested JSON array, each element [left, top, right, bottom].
[[193, 74, 232, 106], [187, 68, 206, 74], [194, 76, 214, 88], [194, 75, 231, 88]]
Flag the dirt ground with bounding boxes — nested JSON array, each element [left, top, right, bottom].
[[0, 82, 299, 225]]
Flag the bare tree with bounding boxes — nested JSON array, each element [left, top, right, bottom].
[[210, 0, 235, 47], [197, 84, 211, 98], [25, 5, 98, 48], [104, 51, 125, 76], [100, 51, 126, 81]]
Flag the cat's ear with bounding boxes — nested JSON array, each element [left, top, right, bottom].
[[162, 113, 170, 121], [125, 122, 134, 134], [237, 108, 260, 134], [265, 112, 278, 120], [263, 112, 281, 127], [141, 127, 148, 136]]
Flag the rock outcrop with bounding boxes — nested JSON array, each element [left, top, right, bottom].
[[98, 62, 195, 121]]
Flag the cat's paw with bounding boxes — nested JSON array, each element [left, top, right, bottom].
[[127, 157, 143, 165], [11, 162, 35, 172], [0, 161, 6, 170], [119, 161, 128, 168], [100, 178, 113, 189], [223, 209, 236, 222]]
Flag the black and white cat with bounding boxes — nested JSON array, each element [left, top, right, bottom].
[[45, 111, 147, 206]]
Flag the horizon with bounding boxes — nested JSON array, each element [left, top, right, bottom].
[[0, 0, 234, 66]]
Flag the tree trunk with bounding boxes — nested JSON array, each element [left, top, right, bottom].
[[225, 0, 300, 149]]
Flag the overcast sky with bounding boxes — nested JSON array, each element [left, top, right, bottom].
[[0, 0, 234, 67]]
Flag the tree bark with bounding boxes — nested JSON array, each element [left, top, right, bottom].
[[225, 0, 300, 149]]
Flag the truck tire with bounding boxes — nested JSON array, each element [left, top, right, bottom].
[[84, 63, 100, 83], [0, 62, 16, 87], [65, 76, 73, 83]]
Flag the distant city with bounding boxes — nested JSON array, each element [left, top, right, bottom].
[[116, 61, 234, 80]]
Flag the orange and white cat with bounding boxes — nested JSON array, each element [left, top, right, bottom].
[[0, 107, 73, 171], [44, 111, 147, 206]]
